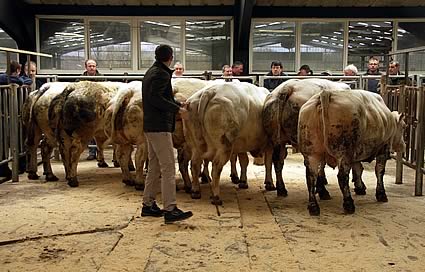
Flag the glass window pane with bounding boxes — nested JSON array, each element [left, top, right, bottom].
[[252, 21, 295, 73], [0, 28, 18, 70], [39, 18, 85, 70], [90, 21, 131, 70], [300, 22, 344, 74], [140, 20, 182, 70], [397, 22, 425, 71], [185, 20, 231, 71], [348, 21, 393, 73]]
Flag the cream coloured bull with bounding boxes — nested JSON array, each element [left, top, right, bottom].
[[298, 89, 405, 216], [262, 78, 358, 199], [104, 81, 147, 189], [184, 82, 271, 205], [49, 81, 124, 187]]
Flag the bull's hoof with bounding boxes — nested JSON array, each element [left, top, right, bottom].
[[343, 198, 355, 214], [97, 161, 109, 168], [27, 172, 40, 180], [200, 173, 210, 184], [113, 161, 120, 168], [135, 183, 145, 191], [376, 191, 388, 202], [67, 178, 79, 187], [122, 179, 135, 186], [184, 186, 192, 194], [277, 187, 288, 197], [238, 181, 248, 189], [128, 165, 135, 172], [211, 196, 223, 206], [318, 189, 332, 200], [354, 183, 367, 195], [265, 182, 276, 191], [230, 174, 240, 184], [191, 191, 201, 199], [308, 203, 320, 216], [46, 174, 59, 182]]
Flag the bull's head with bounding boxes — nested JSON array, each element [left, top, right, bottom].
[[390, 112, 406, 153]]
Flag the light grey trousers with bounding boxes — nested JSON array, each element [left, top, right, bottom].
[[142, 132, 176, 211]]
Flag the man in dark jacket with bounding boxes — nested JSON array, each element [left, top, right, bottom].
[[141, 44, 193, 224], [264, 61, 287, 91], [364, 56, 382, 93], [0, 61, 26, 86]]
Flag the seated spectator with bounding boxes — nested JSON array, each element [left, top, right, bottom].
[[340, 64, 358, 88], [217, 64, 239, 82], [388, 60, 406, 85], [173, 62, 184, 77], [21, 61, 46, 89], [264, 61, 287, 91], [297, 64, 313, 76], [364, 56, 382, 93], [232, 61, 244, 76], [78, 59, 105, 82], [0, 61, 26, 86]]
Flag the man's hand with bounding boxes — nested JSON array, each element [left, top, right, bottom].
[[179, 107, 189, 120]]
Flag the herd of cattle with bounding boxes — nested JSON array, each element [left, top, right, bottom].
[[21, 78, 406, 216]]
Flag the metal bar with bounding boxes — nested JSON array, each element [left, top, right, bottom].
[[395, 84, 405, 184], [414, 86, 424, 196], [389, 46, 425, 56], [0, 47, 52, 58], [10, 84, 19, 182]]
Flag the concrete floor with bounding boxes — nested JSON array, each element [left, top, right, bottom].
[[1, 150, 425, 271]]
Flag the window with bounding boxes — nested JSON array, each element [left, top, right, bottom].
[[0, 28, 18, 70], [397, 21, 425, 71], [348, 21, 393, 72], [90, 21, 131, 70], [300, 22, 344, 73], [252, 21, 295, 72], [185, 20, 231, 71], [39, 18, 85, 70], [140, 20, 182, 70]]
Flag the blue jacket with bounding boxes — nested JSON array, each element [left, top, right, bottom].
[[0, 73, 25, 86]]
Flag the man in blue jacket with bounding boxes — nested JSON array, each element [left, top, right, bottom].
[[141, 44, 193, 224], [0, 61, 29, 86]]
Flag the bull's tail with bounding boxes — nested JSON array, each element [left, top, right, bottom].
[[319, 89, 332, 150], [111, 87, 135, 142], [48, 84, 76, 138]]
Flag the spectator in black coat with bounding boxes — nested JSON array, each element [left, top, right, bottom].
[[264, 61, 287, 91]]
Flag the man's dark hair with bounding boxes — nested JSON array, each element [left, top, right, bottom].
[[232, 61, 243, 68], [271, 61, 282, 68], [155, 44, 173, 62], [10, 61, 21, 73]]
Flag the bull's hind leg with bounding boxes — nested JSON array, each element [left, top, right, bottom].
[[117, 143, 135, 187], [316, 165, 331, 200], [375, 153, 389, 202], [352, 162, 367, 195], [264, 146, 275, 191], [273, 145, 288, 196], [229, 154, 239, 184], [95, 136, 109, 168], [26, 129, 42, 180], [337, 160, 355, 214], [210, 151, 229, 206], [237, 152, 249, 189], [40, 137, 59, 181], [304, 156, 321, 216], [134, 143, 147, 190], [177, 146, 192, 192], [190, 150, 203, 199], [200, 160, 211, 184]]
